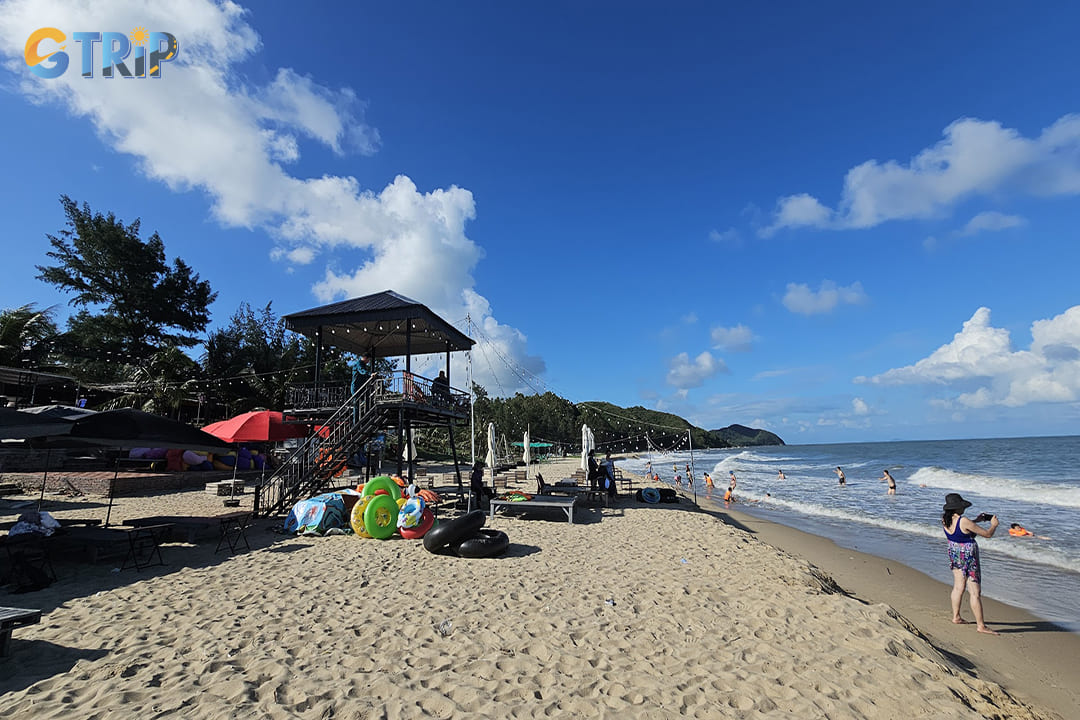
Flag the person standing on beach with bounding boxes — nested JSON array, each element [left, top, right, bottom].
[[728, 471, 737, 496], [942, 493, 999, 635], [644, 460, 652, 479], [835, 467, 846, 486], [882, 470, 896, 495], [685, 464, 693, 489]]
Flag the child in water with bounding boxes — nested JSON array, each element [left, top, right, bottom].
[[1008, 523, 1049, 539]]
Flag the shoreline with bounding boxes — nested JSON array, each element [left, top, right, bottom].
[[687, 487, 1080, 719]]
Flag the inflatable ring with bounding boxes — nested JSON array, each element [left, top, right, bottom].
[[397, 496, 426, 529], [399, 508, 435, 539], [363, 493, 399, 540], [423, 510, 486, 554], [350, 495, 375, 537], [452, 528, 510, 558], [642, 487, 661, 504], [391, 475, 407, 487], [362, 475, 402, 500]]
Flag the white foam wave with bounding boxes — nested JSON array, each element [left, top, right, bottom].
[[910, 467, 1080, 509], [734, 493, 1080, 573]]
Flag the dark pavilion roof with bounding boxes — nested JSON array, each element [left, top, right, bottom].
[[283, 290, 474, 358]]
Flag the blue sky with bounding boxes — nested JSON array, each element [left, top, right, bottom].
[[3, 1, 1080, 443]]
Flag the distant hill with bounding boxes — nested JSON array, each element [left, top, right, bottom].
[[706, 424, 785, 447], [578, 402, 784, 449]]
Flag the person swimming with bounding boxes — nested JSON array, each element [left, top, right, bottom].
[[1008, 523, 1049, 539]]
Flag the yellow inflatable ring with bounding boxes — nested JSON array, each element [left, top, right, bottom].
[[350, 495, 375, 538]]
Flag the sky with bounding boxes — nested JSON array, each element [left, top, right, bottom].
[[2, 1, 1080, 444]]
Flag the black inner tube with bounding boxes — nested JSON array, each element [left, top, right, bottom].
[[451, 528, 510, 558], [423, 509, 486, 553]]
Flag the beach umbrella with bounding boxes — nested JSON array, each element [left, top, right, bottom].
[[46, 409, 231, 526], [580, 424, 589, 472], [0, 407, 77, 440], [522, 428, 531, 477], [485, 422, 496, 492], [202, 410, 309, 443]]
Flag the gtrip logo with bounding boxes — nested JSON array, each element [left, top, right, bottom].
[[25, 27, 179, 79]]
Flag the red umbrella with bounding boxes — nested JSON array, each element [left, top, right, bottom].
[[203, 410, 310, 443]]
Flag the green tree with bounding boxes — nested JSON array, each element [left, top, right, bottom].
[[36, 196, 217, 381], [0, 303, 57, 368], [104, 346, 201, 416]]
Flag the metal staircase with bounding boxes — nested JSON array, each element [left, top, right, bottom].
[[254, 377, 386, 517]]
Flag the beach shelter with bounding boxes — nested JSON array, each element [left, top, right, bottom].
[[202, 410, 309, 443]]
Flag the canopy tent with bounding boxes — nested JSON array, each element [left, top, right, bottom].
[[510, 441, 554, 448]]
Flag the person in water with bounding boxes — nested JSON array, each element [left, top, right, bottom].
[[777, 469, 786, 481], [881, 469, 896, 495], [704, 472, 714, 489], [1008, 523, 1049, 539], [942, 493, 999, 635], [835, 466, 846, 486]]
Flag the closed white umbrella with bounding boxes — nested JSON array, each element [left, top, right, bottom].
[[522, 428, 531, 474], [484, 421, 497, 495], [580, 424, 590, 471]]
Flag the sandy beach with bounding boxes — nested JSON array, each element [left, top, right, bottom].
[[2, 457, 1077, 719]]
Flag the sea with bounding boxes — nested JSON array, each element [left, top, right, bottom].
[[619, 436, 1080, 633]]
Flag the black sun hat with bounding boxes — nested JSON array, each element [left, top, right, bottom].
[[943, 493, 972, 512]]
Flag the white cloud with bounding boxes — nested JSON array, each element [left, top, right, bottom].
[[666, 351, 727, 389], [760, 193, 832, 236], [782, 280, 867, 315], [959, 211, 1026, 236], [762, 115, 1080, 234], [0, 0, 541, 394], [708, 227, 740, 244], [852, 397, 869, 415], [681, 312, 698, 325], [859, 306, 1080, 408], [711, 323, 754, 352]]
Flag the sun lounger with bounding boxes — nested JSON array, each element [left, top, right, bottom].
[[490, 495, 577, 523], [0, 606, 41, 656]]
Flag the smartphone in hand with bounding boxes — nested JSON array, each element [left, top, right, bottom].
[[974, 513, 993, 523]]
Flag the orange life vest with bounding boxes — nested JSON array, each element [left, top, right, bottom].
[[1009, 526, 1033, 537]]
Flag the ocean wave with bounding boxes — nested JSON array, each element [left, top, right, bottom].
[[737, 493, 1080, 573], [910, 467, 1080, 509]]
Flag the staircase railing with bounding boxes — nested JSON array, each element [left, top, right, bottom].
[[255, 376, 383, 517]]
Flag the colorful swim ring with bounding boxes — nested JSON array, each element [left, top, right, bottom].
[[397, 496, 427, 529], [350, 495, 375, 538], [391, 475, 407, 487], [641, 487, 661, 504], [362, 475, 402, 500], [363, 493, 399, 539], [399, 508, 435, 539]]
